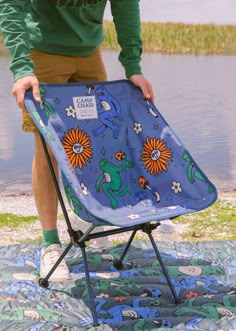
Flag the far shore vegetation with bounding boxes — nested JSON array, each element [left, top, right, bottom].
[[103, 21, 236, 55], [1, 22, 236, 56]]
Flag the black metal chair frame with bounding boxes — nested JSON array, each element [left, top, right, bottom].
[[38, 133, 180, 326]]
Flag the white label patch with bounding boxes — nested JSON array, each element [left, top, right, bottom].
[[73, 96, 98, 120]]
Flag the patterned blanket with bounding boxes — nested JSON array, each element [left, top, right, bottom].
[[0, 240, 235, 330]]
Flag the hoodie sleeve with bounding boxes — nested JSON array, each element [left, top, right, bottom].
[[0, 0, 35, 81], [110, 0, 143, 78]]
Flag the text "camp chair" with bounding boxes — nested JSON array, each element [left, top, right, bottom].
[[24, 79, 217, 326]]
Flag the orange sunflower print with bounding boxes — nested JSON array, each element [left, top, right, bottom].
[[61, 127, 93, 169], [140, 137, 172, 175]]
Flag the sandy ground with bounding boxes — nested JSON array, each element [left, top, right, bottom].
[[1, 191, 235, 216], [1, 190, 235, 215], [0, 191, 235, 247]]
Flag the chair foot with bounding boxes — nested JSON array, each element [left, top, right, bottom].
[[38, 278, 49, 288], [113, 259, 124, 270], [175, 298, 182, 305], [93, 323, 100, 327]]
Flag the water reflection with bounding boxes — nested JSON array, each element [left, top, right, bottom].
[[105, 0, 236, 25], [0, 56, 15, 160], [140, 54, 236, 191], [0, 52, 235, 195], [0, 55, 34, 194]]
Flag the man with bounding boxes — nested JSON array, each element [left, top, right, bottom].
[[0, 0, 154, 281]]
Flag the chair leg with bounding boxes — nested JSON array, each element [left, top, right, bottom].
[[113, 229, 137, 269], [147, 232, 180, 304], [39, 133, 179, 322], [39, 133, 100, 325], [113, 223, 180, 304], [39, 133, 74, 236], [38, 242, 73, 288], [80, 245, 99, 326], [38, 237, 99, 326]]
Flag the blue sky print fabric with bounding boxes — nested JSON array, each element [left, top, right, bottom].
[[24, 79, 217, 227]]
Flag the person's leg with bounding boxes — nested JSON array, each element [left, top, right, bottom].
[[32, 133, 59, 232], [23, 49, 107, 280], [70, 47, 107, 83], [23, 51, 76, 280], [29, 49, 107, 237], [28, 51, 75, 244]]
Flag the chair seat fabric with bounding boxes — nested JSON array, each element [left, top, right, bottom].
[[24, 79, 217, 227]]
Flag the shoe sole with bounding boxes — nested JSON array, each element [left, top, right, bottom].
[[40, 273, 71, 282]]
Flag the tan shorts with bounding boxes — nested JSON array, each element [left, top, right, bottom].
[[22, 48, 107, 132]]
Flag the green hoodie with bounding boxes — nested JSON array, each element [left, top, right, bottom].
[[0, 0, 143, 81]]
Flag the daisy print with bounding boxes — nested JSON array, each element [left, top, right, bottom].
[[61, 127, 93, 169], [65, 105, 76, 118], [140, 137, 172, 175], [133, 122, 142, 134], [171, 181, 182, 194]]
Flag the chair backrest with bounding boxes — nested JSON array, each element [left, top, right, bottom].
[[24, 80, 217, 227]]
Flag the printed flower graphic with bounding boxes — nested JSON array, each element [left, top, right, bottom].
[[61, 127, 93, 169], [186, 291, 198, 299], [114, 296, 127, 303], [171, 181, 182, 194], [133, 122, 143, 134], [65, 105, 76, 118], [140, 137, 172, 175]]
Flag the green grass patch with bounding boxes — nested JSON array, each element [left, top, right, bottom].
[[16, 236, 42, 244], [173, 200, 236, 241], [0, 213, 38, 229], [0, 198, 235, 242]]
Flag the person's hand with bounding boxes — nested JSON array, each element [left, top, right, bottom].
[[128, 74, 155, 103], [12, 75, 41, 110]]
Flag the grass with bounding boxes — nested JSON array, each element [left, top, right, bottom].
[[0, 198, 235, 243], [17, 236, 42, 244], [0, 213, 38, 229], [173, 199, 236, 241], [102, 21, 236, 55]]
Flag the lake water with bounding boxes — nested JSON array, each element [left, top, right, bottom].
[[105, 0, 236, 25], [0, 52, 236, 195]]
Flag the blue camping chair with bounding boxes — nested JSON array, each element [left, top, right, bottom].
[[24, 79, 217, 326]]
